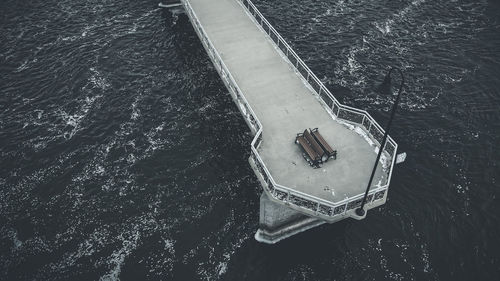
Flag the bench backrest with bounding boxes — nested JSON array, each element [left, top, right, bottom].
[[311, 128, 334, 154]]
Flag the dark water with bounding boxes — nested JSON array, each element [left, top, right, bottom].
[[1, 0, 499, 280]]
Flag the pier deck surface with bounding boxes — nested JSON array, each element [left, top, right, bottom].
[[187, 0, 384, 202]]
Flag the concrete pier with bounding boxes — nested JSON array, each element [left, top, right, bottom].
[[256, 193, 325, 244], [182, 0, 398, 243]]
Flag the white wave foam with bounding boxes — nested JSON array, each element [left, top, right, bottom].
[[99, 231, 141, 281], [15, 57, 39, 72], [59, 94, 102, 140], [131, 99, 140, 120], [145, 123, 166, 152], [90, 68, 110, 90], [375, 20, 392, 35], [373, 0, 426, 38]]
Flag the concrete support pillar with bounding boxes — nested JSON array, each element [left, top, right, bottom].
[[255, 192, 325, 244]]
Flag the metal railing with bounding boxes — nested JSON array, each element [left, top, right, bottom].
[[182, 0, 397, 220]]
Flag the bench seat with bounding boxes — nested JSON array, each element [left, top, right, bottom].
[[311, 128, 337, 160]]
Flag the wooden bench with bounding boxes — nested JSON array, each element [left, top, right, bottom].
[[295, 133, 321, 167], [304, 129, 328, 162], [311, 128, 337, 160]]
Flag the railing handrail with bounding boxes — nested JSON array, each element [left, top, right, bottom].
[[182, 0, 397, 216]]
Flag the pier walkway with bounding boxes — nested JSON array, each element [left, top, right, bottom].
[[182, 0, 398, 221]]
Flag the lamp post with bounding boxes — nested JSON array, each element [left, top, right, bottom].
[[355, 67, 405, 217]]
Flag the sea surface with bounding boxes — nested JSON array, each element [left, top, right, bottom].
[[1, 0, 499, 280]]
